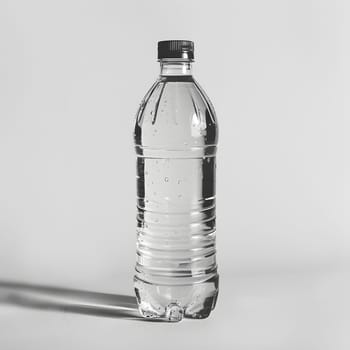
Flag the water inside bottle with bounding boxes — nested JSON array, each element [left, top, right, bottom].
[[134, 73, 218, 321]]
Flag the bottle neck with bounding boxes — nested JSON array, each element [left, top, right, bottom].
[[159, 59, 193, 76]]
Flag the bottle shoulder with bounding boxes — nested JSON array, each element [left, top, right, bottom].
[[134, 76, 218, 148]]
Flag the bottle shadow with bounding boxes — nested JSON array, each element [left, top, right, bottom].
[[0, 280, 160, 322]]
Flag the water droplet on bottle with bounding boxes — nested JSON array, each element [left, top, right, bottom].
[[164, 177, 169, 182], [177, 180, 181, 184]]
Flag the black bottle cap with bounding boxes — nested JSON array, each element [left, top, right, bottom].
[[157, 40, 194, 60]]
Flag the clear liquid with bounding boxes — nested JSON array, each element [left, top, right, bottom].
[[134, 75, 218, 321]]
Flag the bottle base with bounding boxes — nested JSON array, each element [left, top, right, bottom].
[[134, 274, 219, 322]]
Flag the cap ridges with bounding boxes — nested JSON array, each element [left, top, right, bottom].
[[158, 40, 194, 60]]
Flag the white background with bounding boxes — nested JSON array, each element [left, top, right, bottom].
[[0, 0, 349, 349]]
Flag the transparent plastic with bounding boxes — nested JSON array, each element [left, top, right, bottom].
[[134, 59, 218, 322]]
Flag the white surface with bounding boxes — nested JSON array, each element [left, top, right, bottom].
[[1, 268, 349, 349], [0, 0, 349, 348]]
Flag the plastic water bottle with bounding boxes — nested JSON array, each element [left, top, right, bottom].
[[134, 40, 218, 322]]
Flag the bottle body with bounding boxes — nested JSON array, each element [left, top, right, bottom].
[[134, 62, 218, 321]]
